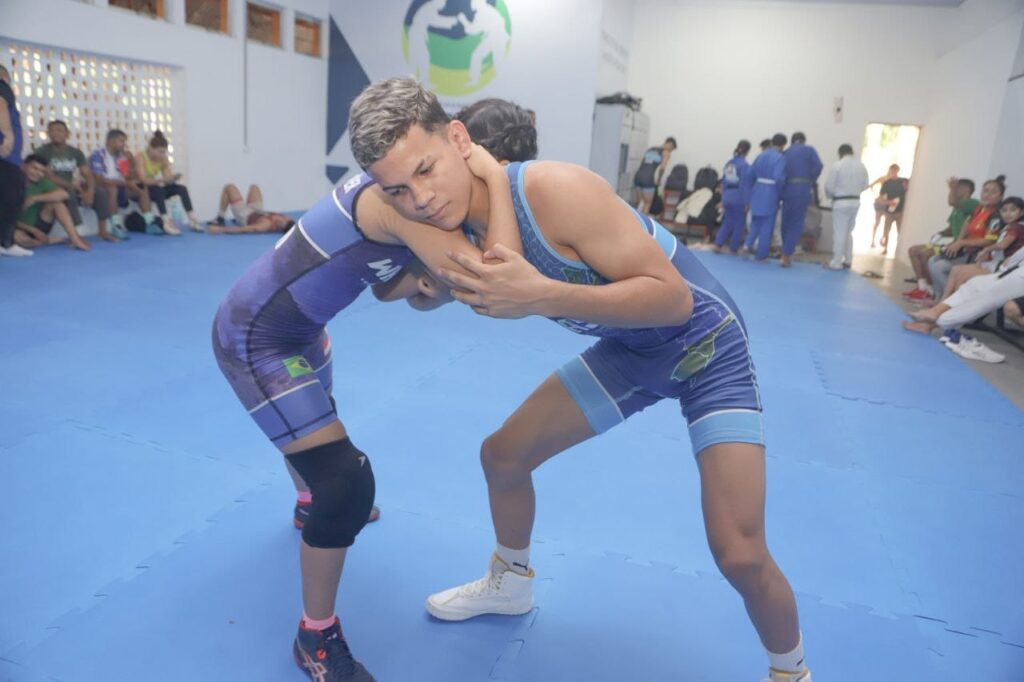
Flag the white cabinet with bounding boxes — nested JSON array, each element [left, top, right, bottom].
[[589, 104, 650, 202]]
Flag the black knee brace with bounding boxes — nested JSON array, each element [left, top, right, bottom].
[[285, 438, 375, 548]]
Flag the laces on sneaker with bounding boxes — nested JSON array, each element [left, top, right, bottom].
[[459, 571, 504, 598], [318, 625, 357, 677]]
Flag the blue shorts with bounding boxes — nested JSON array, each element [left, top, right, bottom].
[[213, 327, 338, 447], [555, 314, 764, 455]]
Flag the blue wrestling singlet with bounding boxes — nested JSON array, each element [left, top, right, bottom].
[[212, 174, 414, 447], [506, 161, 765, 454]]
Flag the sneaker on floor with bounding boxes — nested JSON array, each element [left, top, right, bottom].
[[950, 336, 1005, 363], [163, 221, 183, 236], [902, 288, 932, 300], [111, 224, 130, 240], [189, 218, 205, 232], [293, 618, 374, 682], [426, 554, 535, 621], [763, 669, 812, 682], [293, 502, 381, 530], [0, 244, 34, 256], [145, 221, 165, 236], [207, 216, 226, 227]]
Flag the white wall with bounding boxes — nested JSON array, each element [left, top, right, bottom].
[[598, 0, 636, 96], [627, 0, 1024, 262], [628, 0, 946, 177], [901, 10, 1024, 257], [325, 0, 602, 175], [0, 0, 329, 216]]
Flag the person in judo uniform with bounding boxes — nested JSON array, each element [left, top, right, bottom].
[[742, 133, 788, 261], [713, 139, 752, 254], [778, 132, 822, 267]]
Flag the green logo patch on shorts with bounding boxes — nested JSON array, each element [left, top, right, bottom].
[[671, 314, 736, 382], [283, 355, 314, 378]]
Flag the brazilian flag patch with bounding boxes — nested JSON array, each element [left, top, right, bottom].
[[283, 355, 314, 378]]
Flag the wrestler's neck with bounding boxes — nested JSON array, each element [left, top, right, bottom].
[[463, 175, 491, 242]]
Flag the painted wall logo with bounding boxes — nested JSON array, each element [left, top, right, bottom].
[[403, 0, 511, 96]]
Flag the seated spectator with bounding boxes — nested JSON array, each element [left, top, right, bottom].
[[903, 177, 978, 300], [934, 197, 1024, 300], [902, 236, 1024, 363], [134, 130, 201, 234], [0, 64, 32, 257], [36, 120, 117, 242], [15, 154, 90, 251], [1005, 297, 1024, 328], [925, 176, 1006, 302], [89, 129, 161, 236], [206, 183, 294, 234]]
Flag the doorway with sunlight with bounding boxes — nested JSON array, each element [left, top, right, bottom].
[[852, 123, 921, 258]]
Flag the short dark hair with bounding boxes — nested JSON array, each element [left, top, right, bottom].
[[986, 175, 1007, 196], [107, 128, 127, 142], [664, 136, 677, 148], [792, 132, 806, 144], [1001, 196, 1024, 213], [957, 178, 976, 195], [23, 154, 48, 166], [735, 139, 751, 155], [455, 98, 537, 163], [759, 138, 771, 150], [838, 144, 853, 157], [348, 77, 451, 169], [47, 119, 69, 130], [772, 133, 787, 147]]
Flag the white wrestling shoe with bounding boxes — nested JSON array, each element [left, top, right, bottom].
[[426, 554, 534, 621], [763, 668, 811, 682]]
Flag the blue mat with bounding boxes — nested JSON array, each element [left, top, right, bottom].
[[1, 236, 1022, 681]]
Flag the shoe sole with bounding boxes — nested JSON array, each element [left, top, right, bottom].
[[425, 596, 534, 621]]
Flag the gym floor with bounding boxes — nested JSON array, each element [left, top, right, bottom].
[[1, 232, 1021, 681]]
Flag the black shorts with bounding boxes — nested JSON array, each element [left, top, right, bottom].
[[34, 215, 54, 234]]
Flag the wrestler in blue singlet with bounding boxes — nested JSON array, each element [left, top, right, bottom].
[[212, 173, 413, 447], [506, 161, 764, 454]]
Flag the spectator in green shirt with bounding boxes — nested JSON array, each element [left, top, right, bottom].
[[15, 155, 90, 251], [902, 177, 979, 300], [36, 119, 117, 242]]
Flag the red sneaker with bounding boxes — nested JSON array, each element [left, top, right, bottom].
[[902, 288, 932, 300]]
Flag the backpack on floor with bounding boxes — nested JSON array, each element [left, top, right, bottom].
[[664, 164, 689, 195], [693, 166, 720, 191]]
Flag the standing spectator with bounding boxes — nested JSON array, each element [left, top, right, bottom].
[[0, 65, 32, 257], [741, 133, 787, 261], [870, 164, 908, 254], [713, 139, 752, 254], [758, 138, 771, 152], [902, 178, 979, 300], [926, 176, 1006, 300], [868, 164, 899, 248], [134, 130, 202, 234], [90, 129, 161, 236], [633, 136, 677, 214], [36, 120, 118, 242], [779, 132, 823, 267], [823, 144, 869, 271], [15, 154, 90, 251]]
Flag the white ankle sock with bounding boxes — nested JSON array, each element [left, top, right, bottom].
[[494, 543, 530, 575], [768, 633, 806, 673]]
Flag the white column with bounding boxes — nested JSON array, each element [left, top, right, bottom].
[[281, 7, 295, 52], [165, 0, 186, 26]]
